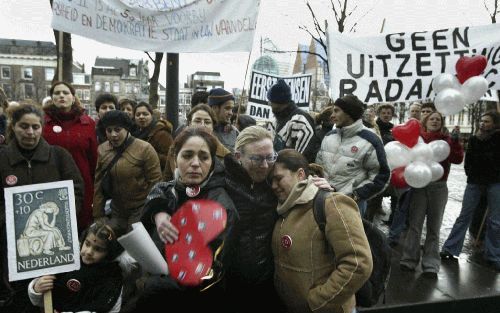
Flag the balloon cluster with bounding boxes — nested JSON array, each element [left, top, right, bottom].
[[385, 119, 450, 188], [432, 55, 488, 116]]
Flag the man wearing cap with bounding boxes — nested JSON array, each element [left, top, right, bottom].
[[267, 79, 319, 162], [316, 95, 390, 216], [207, 88, 239, 153]]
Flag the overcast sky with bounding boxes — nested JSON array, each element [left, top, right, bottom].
[[0, 0, 494, 90]]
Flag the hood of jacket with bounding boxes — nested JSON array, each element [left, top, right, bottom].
[[277, 176, 318, 216]]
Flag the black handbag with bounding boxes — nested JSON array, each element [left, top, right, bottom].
[[101, 137, 134, 199]]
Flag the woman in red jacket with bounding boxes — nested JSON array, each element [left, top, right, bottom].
[[400, 111, 464, 278], [43, 81, 98, 232]]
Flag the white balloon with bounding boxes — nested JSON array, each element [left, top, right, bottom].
[[460, 76, 489, 104], [432, 73, 461, 94], [435, 88, 467, 116], [404, 161, 433, 188], [410, 142, 434, 163], [385, 141, 412, 169], [429, 161, 444, 182], [429, 140, 450, 162]]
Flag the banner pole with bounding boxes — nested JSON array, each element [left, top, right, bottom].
[[237, 51, 253, 123], [58, 31, 63, 81], [44, 291, 53, 313]]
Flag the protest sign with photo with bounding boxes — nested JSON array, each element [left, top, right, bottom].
[[5, 180, 80, 282], [328, 23, 500, 104], [247, 70, 312, 121], [50, 0, 260, 53]]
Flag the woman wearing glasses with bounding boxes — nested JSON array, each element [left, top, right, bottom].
[[223, 126, 331, 313]]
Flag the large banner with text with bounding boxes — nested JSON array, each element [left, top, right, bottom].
[[247, 71, 312, 121], [328, 23, 500, 104], [51, 0, 260, 53]]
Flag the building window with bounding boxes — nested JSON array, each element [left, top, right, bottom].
[[113, 82, 120, 93], [133, 84, 139, 94], [73, 73, 85, 85], [76, 89, 83, 100], [83, 90, 90, 100], [129, 67, 137, 77], [45, 68, 55, 81], [24, 83, 35, 99], [104, 82, 111, 92], [23, 68, 33, 80], [125, 83, 132, 93], [1, 67, 11, 79], [2, 84, 12, 98], [95, 81, 101, 91]]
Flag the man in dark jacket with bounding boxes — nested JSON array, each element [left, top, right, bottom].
[[267, 79, 319, 162]]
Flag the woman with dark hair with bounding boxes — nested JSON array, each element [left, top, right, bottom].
[[163, 104, 230, 181], [137, 128, 236, 311], [95, 93, 118, 144], [93, 110, 162, 234], [132, 102, 173, 172], [43, 81, 97, 231], [119, 98, 136, 119], [0, 104, 84, 313], [270, 149, 372, 313], [400, 111, 463, 278], [441, 112, 500, 271]]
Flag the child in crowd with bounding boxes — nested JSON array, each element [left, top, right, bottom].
[[28, 222, 124, 313]]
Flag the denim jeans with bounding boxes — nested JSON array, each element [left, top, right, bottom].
[[358, 199, 367, 217], [388, 188, 412, 244], [442, 183, 500, 264]]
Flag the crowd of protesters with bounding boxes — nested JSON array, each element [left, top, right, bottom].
[[0, 79, 498, 313]]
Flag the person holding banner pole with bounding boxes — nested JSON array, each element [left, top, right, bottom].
[[267, 79, 319, 163], [0, 104, 84, 313]]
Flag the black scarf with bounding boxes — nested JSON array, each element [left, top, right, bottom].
[[133, 118, 157, 141]]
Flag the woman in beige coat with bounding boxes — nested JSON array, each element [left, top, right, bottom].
[[93, 110, 161, 234], [270, 149, 372, 313]]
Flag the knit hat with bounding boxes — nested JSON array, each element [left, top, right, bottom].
[[208, 88, 235, 107], [99, 110, 134, 131], [334, 95, 365, 121], [267, 79, 292, 104]]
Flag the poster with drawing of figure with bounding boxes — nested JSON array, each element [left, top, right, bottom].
[[4, 180, 80, 281]]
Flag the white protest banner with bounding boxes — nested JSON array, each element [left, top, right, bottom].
[[328, 23, 500, 104], [51, 0, 260, 53], [247, 70, 312, 120], [5, 181, 80, 281]]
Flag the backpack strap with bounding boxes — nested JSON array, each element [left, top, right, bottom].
[[313, 189, 330, 233]]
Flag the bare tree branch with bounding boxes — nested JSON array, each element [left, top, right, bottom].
[[264, 48, 328, 64], [145, 52, 155, 63]]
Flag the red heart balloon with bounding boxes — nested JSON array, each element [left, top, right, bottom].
[[165, 232, 213, 286], [391, 118, 421, 148], [390, 167, 408, 189], [165, 199, 227, 286], [455, 55, 487, 84]]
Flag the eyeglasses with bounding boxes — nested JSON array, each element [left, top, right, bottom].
[[247, 152, 278, 165]]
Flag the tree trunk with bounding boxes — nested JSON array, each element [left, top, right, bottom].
[[149, 52, 163, 108], [50, 0, 73, 83]]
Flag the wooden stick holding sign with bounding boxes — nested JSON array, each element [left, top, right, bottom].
[[4, 180, 80, 311], [43, 291, 53, 313]]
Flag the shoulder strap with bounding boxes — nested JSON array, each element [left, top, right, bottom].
[[103, 136, 134, 174], [313, 189, 330, 232]]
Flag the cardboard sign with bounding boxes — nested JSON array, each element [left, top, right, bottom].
[[328, 23, 500, 103], [247, 70, 312, 120], [5, 180, 80, 281], [50, 0, 260, 53]]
